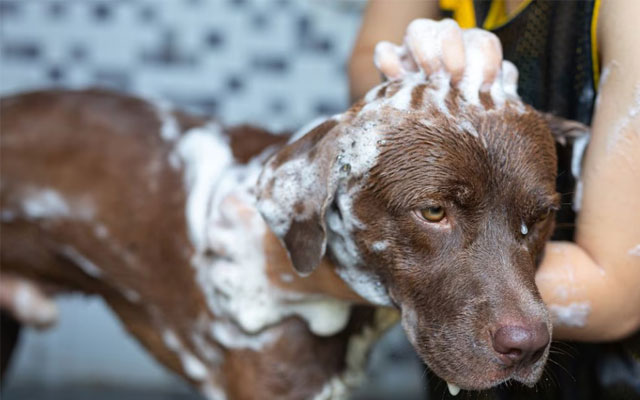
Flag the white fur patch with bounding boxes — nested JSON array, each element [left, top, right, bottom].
[[548, 302, 590, 327]]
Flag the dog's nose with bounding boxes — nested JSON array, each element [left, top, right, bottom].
[[491, 323, 549, 367]]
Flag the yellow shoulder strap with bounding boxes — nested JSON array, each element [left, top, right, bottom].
[[440, 0, 477, 28]]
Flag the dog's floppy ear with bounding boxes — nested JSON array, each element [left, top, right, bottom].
[[256, 118, 341, 276], [541, 113, 590, 146]]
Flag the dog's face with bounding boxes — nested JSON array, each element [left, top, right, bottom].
[[257, 77, 573, 390]]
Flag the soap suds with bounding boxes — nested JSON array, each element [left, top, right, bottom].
[[571, 133, 591, 212], [14, 283, 58, 326], [177, 127, 354, 346], [210, 320, 280, 351], [149, 97, 181, 142], [257, 110, 393, 305], [19, 187, 94, 221], [371, 241, 389, 252], [22, 188, 70, 218], [607, 83, 640, 154], [312, 308, 398, 400], [628, 244, 640, 257], [94, 223, 109, 239], [59, 245, 102, 278], [174, 123, 233, 251], [163, 329, 209, 381], [121, 288, 141, 303], [548, 302, 590, 327], [595, 60, 618, 108]]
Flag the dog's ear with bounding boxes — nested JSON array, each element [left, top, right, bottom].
[[541, 113, 590, 146], [256, 119, 341, 276]]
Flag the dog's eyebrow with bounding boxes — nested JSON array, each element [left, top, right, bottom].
[[525, 191, 562, 214]]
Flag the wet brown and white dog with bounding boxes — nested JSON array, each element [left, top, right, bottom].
[[1, 27, 586, 400]]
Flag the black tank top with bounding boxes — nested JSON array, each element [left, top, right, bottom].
[[441, 0, 600, 124]]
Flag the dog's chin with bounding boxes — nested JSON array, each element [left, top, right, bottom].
[[428, 360, 547, 392], [411, 342, 548, 392]]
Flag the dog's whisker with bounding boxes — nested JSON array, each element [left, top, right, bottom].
[[546, 357, 575, 382], [551, 341, 578, 357]]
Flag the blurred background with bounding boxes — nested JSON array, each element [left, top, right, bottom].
[[0, 1, 426, 399]]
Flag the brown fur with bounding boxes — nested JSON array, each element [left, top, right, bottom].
[[0, 90, 377, 398]]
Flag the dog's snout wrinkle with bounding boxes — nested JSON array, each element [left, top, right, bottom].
[[491, 323, 549, 368]]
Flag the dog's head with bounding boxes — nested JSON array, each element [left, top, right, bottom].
[[257, 75, 584, 390]]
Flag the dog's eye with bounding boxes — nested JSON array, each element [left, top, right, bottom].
[[420, 206, 445, 222]]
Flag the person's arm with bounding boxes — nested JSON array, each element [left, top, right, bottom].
[[535, 0, 640, 341], [348, 0, 440, 102]]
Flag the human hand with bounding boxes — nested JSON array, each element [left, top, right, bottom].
[[373, 18, 519, 105]]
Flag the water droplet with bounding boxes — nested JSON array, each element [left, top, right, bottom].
[[377, 139, 387, 146], [520, 223, 528, 236], [340, 163, 351, 173]]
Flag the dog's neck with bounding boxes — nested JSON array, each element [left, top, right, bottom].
[[175, 121, 367, 338]]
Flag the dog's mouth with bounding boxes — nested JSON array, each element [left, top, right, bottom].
[[401, 308, 550, 396], [430, 347, 550, 396], [445, 355, 549, 392]]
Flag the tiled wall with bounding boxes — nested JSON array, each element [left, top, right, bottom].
[[1, 0, 362, 131]]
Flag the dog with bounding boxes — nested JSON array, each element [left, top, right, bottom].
[[0, 27, 587, 399]]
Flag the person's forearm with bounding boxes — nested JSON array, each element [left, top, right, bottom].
[[535, 0, 640, 343], [536, 242, 640, 341]]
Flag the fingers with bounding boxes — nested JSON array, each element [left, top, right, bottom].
[[405, 19, 466, 82], [0, 275, 58, 329], [439, 20, 466, 84], [459, 28, 504, 103], [501, 60, 519, 97], [372, 18, 520, 106], [374, 41, 407, 80]]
